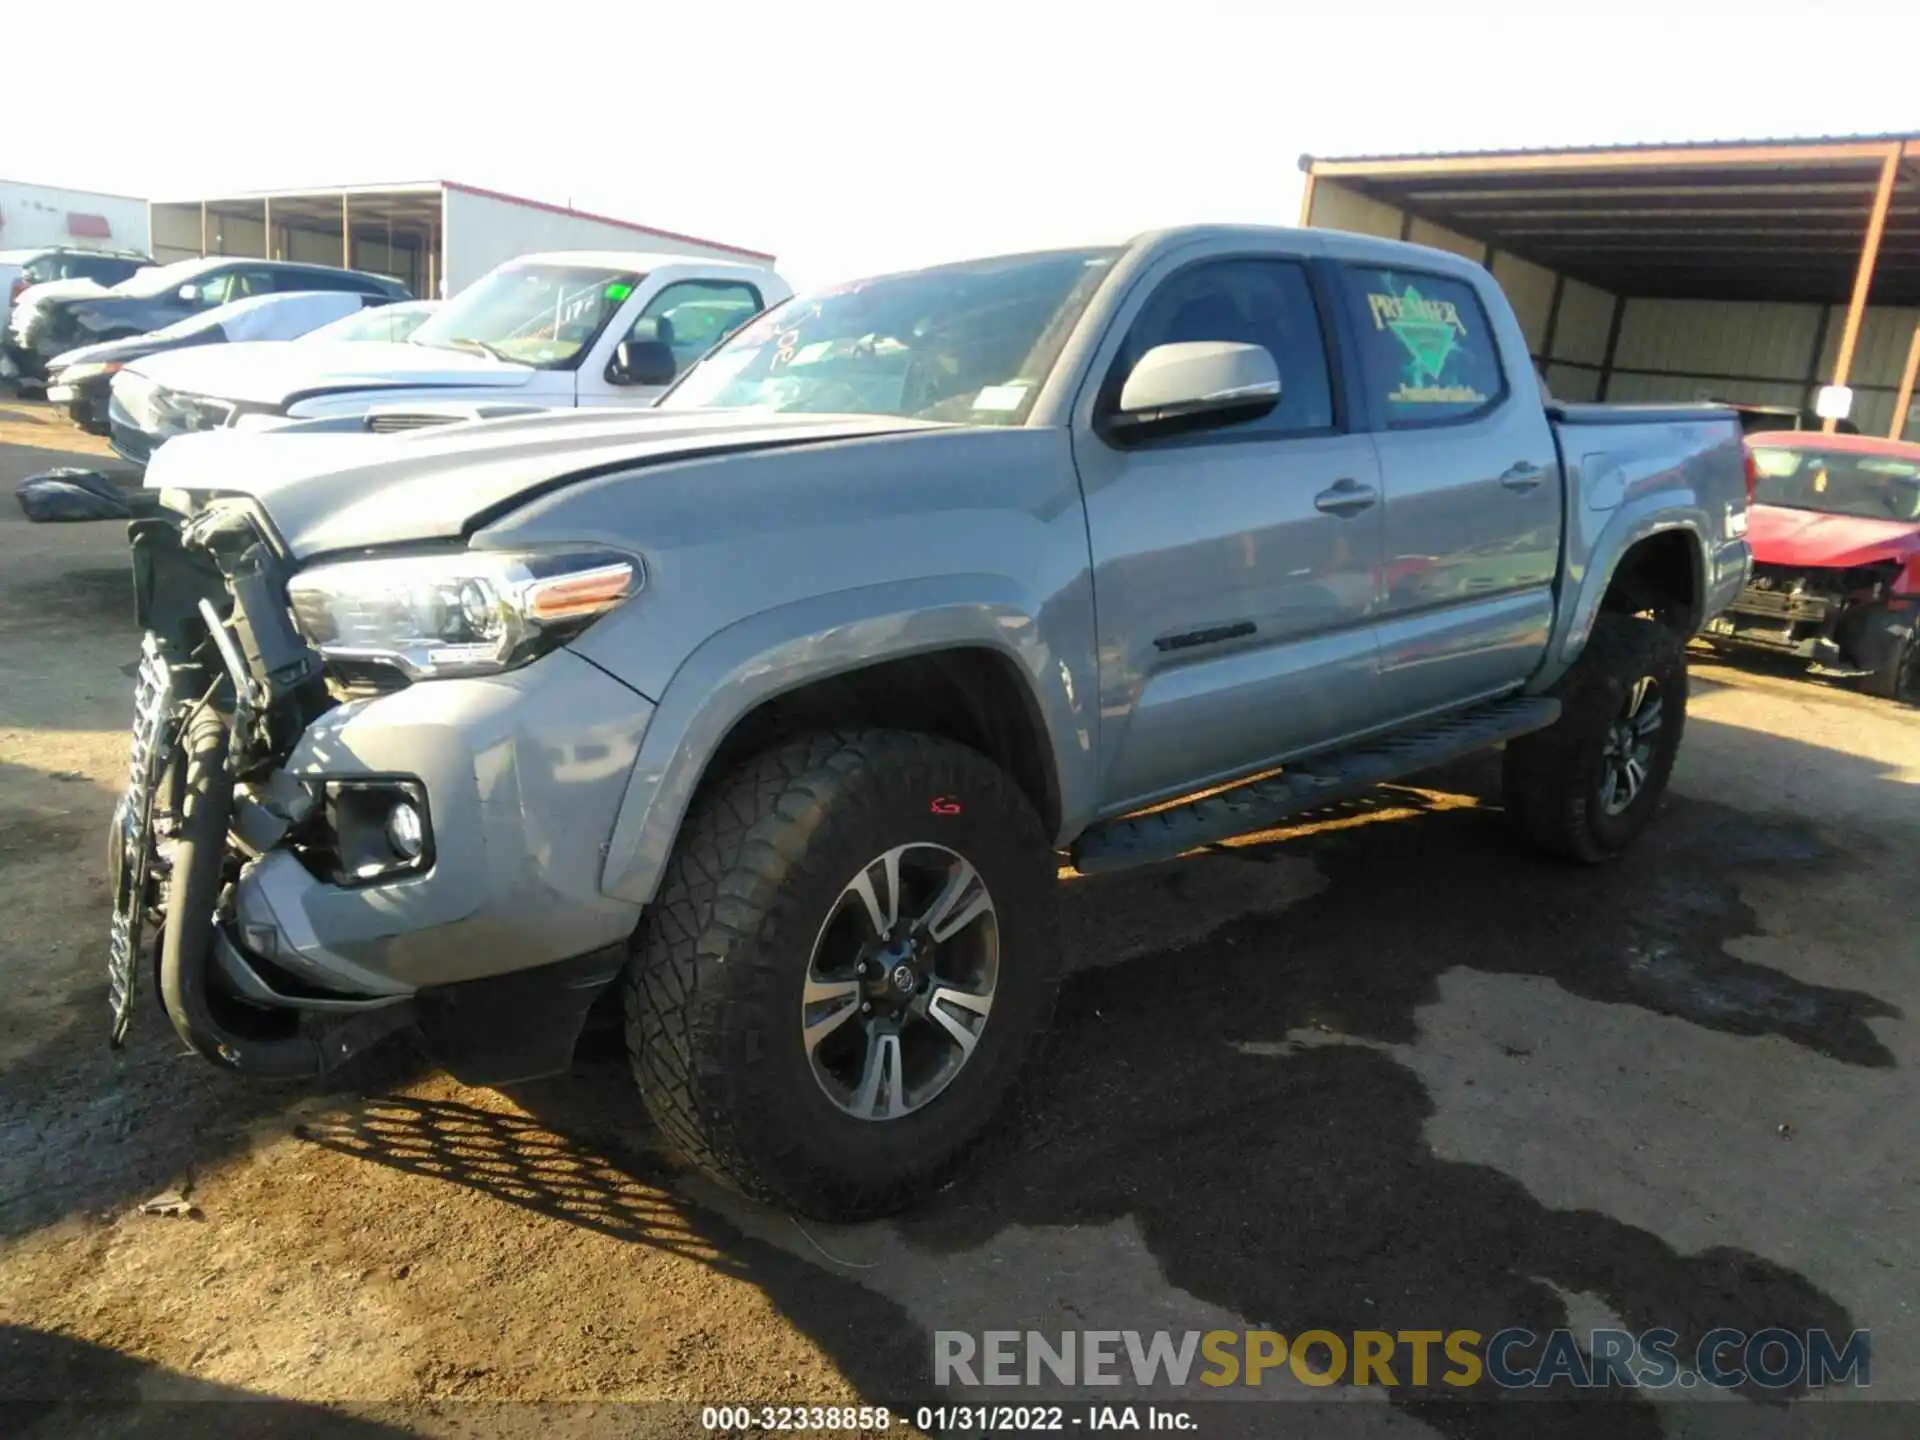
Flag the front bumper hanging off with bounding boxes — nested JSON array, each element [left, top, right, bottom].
[[106, 638, 177, 1047], [108, 516, 654, 1084]]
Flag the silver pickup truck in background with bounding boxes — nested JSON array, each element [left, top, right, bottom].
[[114, 225, 1751, 1218]]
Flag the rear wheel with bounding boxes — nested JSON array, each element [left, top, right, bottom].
[[1503, 613, 1688, 863], [625, 730, 1058, 1219]]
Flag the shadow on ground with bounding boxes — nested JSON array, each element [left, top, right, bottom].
[[4, 701, 1907, 1432], [2, 1323, 413, 1438]]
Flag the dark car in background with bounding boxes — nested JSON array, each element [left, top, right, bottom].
[[43, 290, 393, 434], [6, 256, 410, 382], [6, 246, 152, 306]]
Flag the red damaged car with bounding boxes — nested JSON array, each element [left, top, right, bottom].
[[1703, 431, 1920, 700]]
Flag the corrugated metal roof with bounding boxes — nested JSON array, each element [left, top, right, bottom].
[[1302, 132, 1920, 170], [1304, 133, 1920, 305]]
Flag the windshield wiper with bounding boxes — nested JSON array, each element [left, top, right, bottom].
[[442, 336, 514, 363]]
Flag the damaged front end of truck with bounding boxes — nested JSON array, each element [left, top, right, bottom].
[[110, 505, 420, 1076], [108, 496, 638, 1082]]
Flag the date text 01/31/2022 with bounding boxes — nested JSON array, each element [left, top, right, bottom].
[[700, 1404, 1196, 1431]]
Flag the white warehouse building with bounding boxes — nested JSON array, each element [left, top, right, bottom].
[[0, 177, 150, 256], [147, 180, 774, 298]]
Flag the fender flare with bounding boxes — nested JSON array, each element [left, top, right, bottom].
[[595, 575, 1095, 907], [1536, 495, 1711, 691]]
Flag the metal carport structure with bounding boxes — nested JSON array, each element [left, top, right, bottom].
[[1301, 135, 1920, 438], [147, 181, 774, 302]]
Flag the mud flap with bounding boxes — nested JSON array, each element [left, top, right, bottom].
[[411, 946, 626, 1085]]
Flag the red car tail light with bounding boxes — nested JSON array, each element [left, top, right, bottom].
[[1742, 445, 1759, 504]]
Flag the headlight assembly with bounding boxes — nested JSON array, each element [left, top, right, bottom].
[[59, 360, 123, 383], [286, 548, 641, 679]]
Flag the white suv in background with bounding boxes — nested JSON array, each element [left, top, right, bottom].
[[107, 252, 791, 461]]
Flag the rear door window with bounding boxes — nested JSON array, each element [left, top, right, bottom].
[[1345, 266, 1506, 426]]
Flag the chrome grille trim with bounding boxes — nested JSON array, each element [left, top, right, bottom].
[[107, 636, 177, 1046]]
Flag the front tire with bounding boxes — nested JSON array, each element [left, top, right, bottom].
[[1859, 621, 1919, 704], [625, 730, 1059, 1219], [1503, 613, 1688, 863]]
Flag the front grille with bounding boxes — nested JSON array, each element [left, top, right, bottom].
[[1730, 587, 1831, 622], [1730, 563, 1839, 624], [107, 638, 176, 1045], [1747, 562, 1812, 591]]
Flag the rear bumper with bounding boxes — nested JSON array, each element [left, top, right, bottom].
[[1700, 536, 1753, 631]]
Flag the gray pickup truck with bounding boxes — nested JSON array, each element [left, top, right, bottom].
[[115, 225, 1751, 1218]]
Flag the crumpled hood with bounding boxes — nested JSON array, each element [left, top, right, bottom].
[[16, 278, 109, 307], [127, 339, 535, 407], [1748, 504, 1920, 570], [51, 329, 208, 373], [145, 407, 941, 558]]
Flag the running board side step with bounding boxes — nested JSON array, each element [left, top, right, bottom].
[[1070, 695, 1561, 875]]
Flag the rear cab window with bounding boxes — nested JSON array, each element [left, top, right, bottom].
[[1345, 266, 1506, 426]]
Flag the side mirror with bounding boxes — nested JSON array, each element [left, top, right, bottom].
[[177, 283, 200, 305], [1109, 341, 1280, 438], [608, 338, 678, 387]]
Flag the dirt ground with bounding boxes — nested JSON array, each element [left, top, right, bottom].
[[0, 397, 1915, 1439]]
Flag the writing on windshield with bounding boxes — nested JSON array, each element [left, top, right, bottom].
[[410, 264, 641, 370], [662, 249, 1118, 424]]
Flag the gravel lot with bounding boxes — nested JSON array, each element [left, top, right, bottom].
[[0, 397, 1914, 1438]]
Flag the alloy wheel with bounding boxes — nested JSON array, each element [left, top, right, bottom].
[[1599, 674, 1664, 816], [802, 843, 999, 1121]]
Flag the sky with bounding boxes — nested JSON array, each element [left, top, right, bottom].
[[22, 0, 1920, 290]]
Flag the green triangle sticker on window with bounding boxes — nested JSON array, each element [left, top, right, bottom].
[[605, 282, 633, 301]]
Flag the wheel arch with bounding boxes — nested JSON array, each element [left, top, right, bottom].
[[596, 582, 1094, 907], [705, 646, 1063, 836], [1537, 504, 1712, 691]]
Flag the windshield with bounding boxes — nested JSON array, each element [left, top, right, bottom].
[[660, 248, 1121, 424], [1751, 445, 1920, 523], [304, 302, 435, 344], [111, 258, 217, 299], [409, 263, 640, 369]]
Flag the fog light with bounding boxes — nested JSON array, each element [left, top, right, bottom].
[[386, 801, 424, 861], [314, 779, 432, 885]]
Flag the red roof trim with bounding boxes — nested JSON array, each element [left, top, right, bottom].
[[1748, 430, 1920, 456], [439, 181, 774, 262]]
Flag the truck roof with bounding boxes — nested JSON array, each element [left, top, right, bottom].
[[1121, 223, 1491, 274], [509, 250, 779, 276]]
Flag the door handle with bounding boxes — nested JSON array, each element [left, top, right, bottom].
[[1500, 461, 1546, 492], [1314, 477, 1379, 517]]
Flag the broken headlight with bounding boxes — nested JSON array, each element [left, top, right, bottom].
[[286, 547, 641, 680], [57, 360, 123, 383]]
